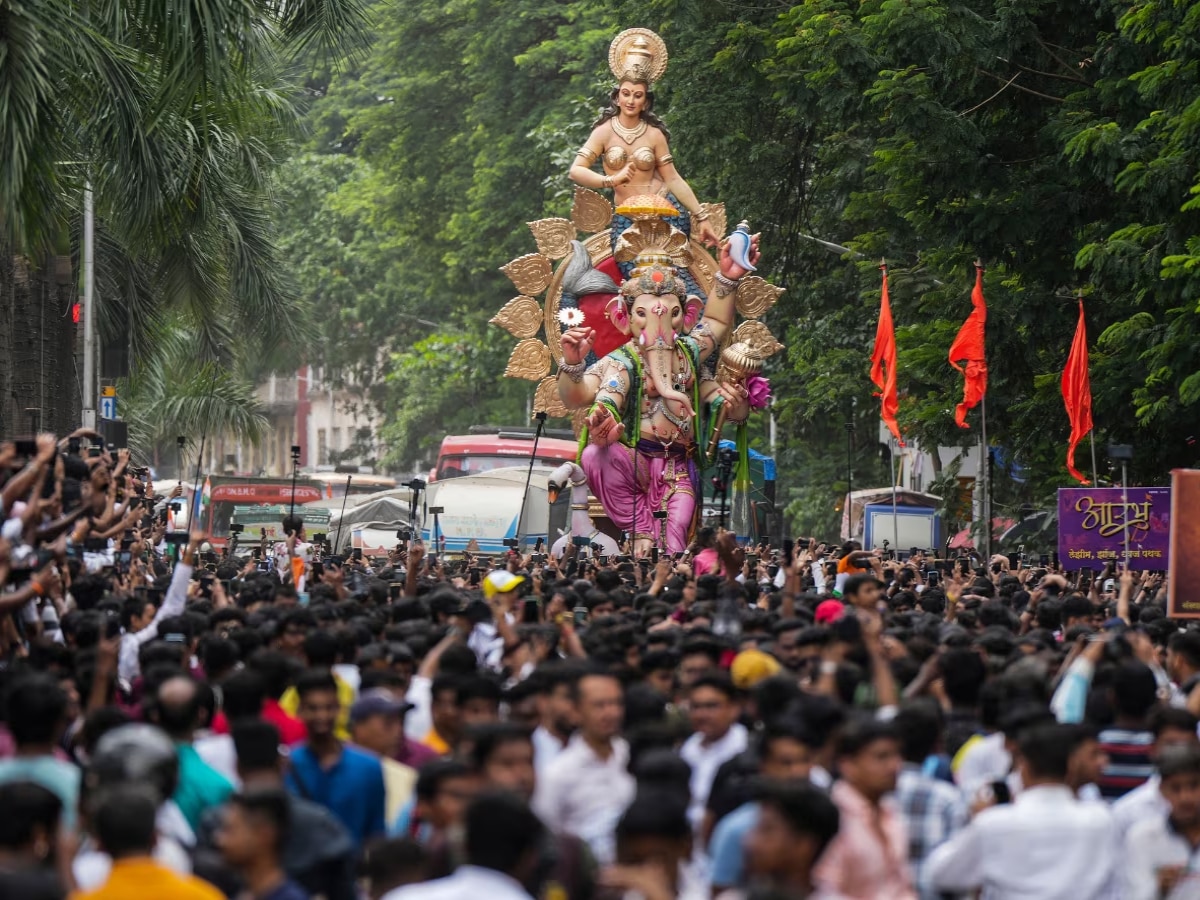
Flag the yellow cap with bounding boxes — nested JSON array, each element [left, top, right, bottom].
[[730, 649, 782, 690], [482, 570, 526, 599]]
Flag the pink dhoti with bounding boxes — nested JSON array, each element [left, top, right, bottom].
[[581, 440, 699, 554]]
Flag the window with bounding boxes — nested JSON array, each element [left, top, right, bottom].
[[331, 428, 341, 454], [317, 429, 327, 465]]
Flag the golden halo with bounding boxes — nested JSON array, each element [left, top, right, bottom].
[[608, 28, 669, 84]]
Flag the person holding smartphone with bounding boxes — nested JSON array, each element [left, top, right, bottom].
[[117, 530, 204, 692]]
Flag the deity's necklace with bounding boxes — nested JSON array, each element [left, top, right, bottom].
[[611, 117, 648, 145]]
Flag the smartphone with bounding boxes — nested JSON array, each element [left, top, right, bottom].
[[651, 547, 659, 564], [572, 605, 588, 627], [350, 548, 363, 562], [389, 583, 404, 602], [990, 780, 1012, 805], [84, 538, 108, 552], [1039, 553, 1050, 567], [1080, 566, 1094, 588], [926, 569, 940, 587], [958, 558, 970, 576], [782, 539, 795, 567], [746, 553, 760, 568], [1007, 553, 1020, 570], [522, 598, 540, 624]]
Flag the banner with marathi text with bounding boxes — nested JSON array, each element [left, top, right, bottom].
[[1168, 470, 1200, 618], [1057, 487, 1171, 570]]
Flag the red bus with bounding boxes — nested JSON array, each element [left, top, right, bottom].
[[203, 476, 323, 543], [432, 431, 578, 482]]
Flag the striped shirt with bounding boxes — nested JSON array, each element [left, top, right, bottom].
[[1096, 727, 1154, 800]]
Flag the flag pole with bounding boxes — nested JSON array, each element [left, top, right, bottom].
[[981, 394, 990, 560], [1089, 431, 1099, 487], [976, 259, 990, 560]]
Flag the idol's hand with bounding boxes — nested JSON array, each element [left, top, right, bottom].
[[586, 405, 625, 447], [561, 327, 596, 366], [719, 232, 761, 281], [696, 218, 721, 249], [715, 381, 750, 423], [616, 163, 637, 187]]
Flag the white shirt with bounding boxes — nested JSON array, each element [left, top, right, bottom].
[[953, 732, 1010, 803], [383, 864, 534, 900], [1124, 813, 1200, 900], [926, 784, 1122, 899], [533, 734, 635, 865], [1113, 774, 1169, 837], [117, 561, 192, 690], [194, 732, 239, 786], [332, 663, 362, 697], [680, 723, 749, 831], [405, 674, 433, 741], [532, 725, 568, 779]]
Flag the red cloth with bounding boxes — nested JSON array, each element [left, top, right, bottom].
[[1062, 298, 1093, 484], [948, 267, 988, 428], [870, 267, 904, 445], [211, 699, 307, 745]]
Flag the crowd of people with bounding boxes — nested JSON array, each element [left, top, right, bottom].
[[1, 431, 1198, 899]]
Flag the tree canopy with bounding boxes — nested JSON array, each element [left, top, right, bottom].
[[276, 0, 1200, 530]]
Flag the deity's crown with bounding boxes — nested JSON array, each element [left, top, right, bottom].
[[620, 257, 686, 299], [609, 29, 669, 86]]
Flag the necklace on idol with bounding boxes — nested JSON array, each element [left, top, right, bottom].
[[611, 117, 647, 145]]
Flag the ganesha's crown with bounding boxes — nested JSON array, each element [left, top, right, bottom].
[[620, 258, 686, 299]]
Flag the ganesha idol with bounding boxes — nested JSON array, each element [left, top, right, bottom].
[[492, 28, 785, 557], [556, 205, 768, 556]]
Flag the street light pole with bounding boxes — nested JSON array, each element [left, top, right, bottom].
[[81, 184, 96, 429]]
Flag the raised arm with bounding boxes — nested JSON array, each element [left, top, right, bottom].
[[693, 237, 761, 362], [653, 135, 719, 247]]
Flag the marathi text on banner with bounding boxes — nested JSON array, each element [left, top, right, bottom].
[[1056, 486, 1171, 570]]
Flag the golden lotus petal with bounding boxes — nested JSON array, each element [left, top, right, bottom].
[[698, 202, 727, 242], [732, 320, 784, 359], [504, 338, 552, 381], [735, 276, 785, 319], [490, 296, 543, 339], [527, 218, 575, 260], [533, 376, 570, 419], [501, 254, 553, 295], [571, 187, 614, 234]]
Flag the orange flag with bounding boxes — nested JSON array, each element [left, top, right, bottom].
[[290, 554, 305, 587], [1062, 299, 1093, 484], [870, 265, 904, 445], [949, 265, 988, 428]]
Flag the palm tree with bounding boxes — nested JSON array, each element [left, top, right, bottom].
[[0, 0, 370, 441]]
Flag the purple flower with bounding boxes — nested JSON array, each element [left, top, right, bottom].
[[746, 374, 771, 410]]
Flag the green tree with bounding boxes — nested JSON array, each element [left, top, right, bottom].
[[0, 0, 370, 444]]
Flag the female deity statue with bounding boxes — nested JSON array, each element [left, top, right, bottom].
[[569, 28, 722, 266]]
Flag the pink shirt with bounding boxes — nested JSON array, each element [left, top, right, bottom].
[[693, 548, 724, 578], [815, 781, 916, 900]]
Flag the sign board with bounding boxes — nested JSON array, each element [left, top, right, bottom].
[[1168, 470, 1200, 617], [101, 385, 116, 397], [100, 397, 117, 420], [1057, 486, 1171, 570]]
